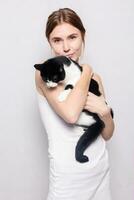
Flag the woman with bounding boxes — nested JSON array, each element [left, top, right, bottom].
[[35, 8, 114, 200]]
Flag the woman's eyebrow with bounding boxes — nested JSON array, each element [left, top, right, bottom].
[[51, 33, 78, 41]]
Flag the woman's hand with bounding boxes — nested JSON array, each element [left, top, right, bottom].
[[84, 92, 110, 117]]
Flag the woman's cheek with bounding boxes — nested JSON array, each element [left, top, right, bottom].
[[52, 45, 63, 55], [73, 40, 82, 53], [74, 46, 82, 58]]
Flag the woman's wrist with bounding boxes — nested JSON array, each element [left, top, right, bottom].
[[98, 106, 111, 119]]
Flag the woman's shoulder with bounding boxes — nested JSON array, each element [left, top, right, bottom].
[[92, 72, 102, 82], [91, 71, 105, 98], [80, 64, 105, 96], [81, 63, 102, 80]]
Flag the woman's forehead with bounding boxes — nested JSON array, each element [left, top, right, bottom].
[[49, 23, 81, 39]]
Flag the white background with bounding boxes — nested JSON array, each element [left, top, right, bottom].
[[0, 0, 134, 199]]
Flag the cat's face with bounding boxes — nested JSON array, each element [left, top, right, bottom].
[[34, 56, 71, 88]]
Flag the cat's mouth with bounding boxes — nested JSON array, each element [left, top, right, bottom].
[[46, 79, 65, 88], [46, 81, 58, 88]]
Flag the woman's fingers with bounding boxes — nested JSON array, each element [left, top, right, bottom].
[[88, 92, 105, 101]]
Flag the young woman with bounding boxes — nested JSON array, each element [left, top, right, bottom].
[[35, 8, 114, 200]]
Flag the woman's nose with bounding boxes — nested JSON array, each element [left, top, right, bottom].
[[63, 41, 70, 52]]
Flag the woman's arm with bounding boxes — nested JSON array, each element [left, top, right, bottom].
[[99, 109, 114, 141], [84, 73, 115, 141], [96, 74, 115, 140], [35, 64, 93, 124], [63, 65, 94, 122]]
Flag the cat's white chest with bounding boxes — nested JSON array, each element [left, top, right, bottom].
[[58, 62, 81, 102]]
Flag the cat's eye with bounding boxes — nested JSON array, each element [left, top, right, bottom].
[[53, 75, 58, 82]]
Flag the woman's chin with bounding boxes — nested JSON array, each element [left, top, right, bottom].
[[71, 56, 79, 62]]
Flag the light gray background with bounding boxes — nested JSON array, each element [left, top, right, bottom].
[[0, 0, 134, 199]]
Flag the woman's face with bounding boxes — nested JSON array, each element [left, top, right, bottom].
[[49, 23, 83, 62]]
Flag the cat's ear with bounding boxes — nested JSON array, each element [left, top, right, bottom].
[[57, 56, 71, 66], [63, 56, 71, 66], [34, 63, 44, 71]]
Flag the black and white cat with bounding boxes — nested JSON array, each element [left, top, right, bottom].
[[34, 56, 114, 163]]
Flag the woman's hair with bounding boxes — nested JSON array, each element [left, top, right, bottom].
[[45, 8, 86, 45]]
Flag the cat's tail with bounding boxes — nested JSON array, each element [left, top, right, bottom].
[[75, 119, 105, 163]]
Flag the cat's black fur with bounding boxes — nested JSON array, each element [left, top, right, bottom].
[[34, 56, 114, 163]]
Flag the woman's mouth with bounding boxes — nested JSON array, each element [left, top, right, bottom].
[[66, 53, 74, 58]]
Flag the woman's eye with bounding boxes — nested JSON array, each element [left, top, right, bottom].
[[54, 39, 60, 43], [70, 36, 76, 39]]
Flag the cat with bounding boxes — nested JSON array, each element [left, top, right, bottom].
[[34, 56, 114, 163]]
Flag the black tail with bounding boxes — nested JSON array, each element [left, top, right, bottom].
[[75, 119, 105, 163]]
